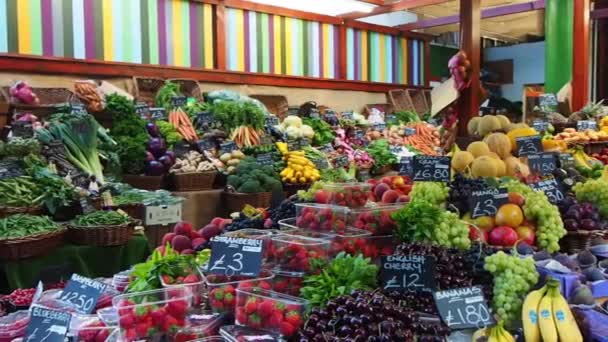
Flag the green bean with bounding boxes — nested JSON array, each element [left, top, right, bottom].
[[0, 214, 60, 240], [73, 210, 131, 227]]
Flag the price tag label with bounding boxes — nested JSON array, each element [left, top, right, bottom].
[[287, 139, 300, 151], [539, 93, 558, 107], [256, 153, 274, 166], [312, 157, 330, 169], [12, 121, 34, 138], [310, 109, 320, 119], [372, 123, 386, 131], [386, 114, 397, 122], [195, 112, 214, 129], [558, 153, 575, 169], [532, 120, 549, 132], [380, 255, 436, 293], [209, 236, 263, 277], [79, 197, 95, 214], [299, 137, 311, 148], [197, 139, 215, 152], [0, 160, 24, 180], [134, 102, 149, 119], [404, 127, 416, 136], [354, 130, 366, 140], [412, 156, 451, 183], [264, 116, 279, 127], [577, 120, 598, 131], [333, 155, 350, 168], [149, 107, 166, 121], [358, 169, 371, 181], [398, 156, 413, 176], [318, 144, 335, 153], [70, 103, 87, 116], [170, 96, 187, 107], [469, 188, 509, 219], [220, 141, 238, 155], [324, 111, 338, 125], [529, 177, 564, 204], [260, 136, 273, 145], [59, 274, 107, 314], [173, 142, 192, 158], [434, 286, 494, 330], [25, 307, 71, 342], [341, 112, 354, 121], [515, 135, 542, 156], [144, 203, 182, 226], [528, 153, 557, 176]]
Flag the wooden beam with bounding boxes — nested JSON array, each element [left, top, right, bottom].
[[572, 0, 590, 110], [398, 0, 545, 31], [0, 54, 430, 93], [222, 0, 342, 25], [357, 0, 385, 5], [214, 2, 226, 70], [338, 25, 348, 79], [344, 19, 433, 41], [457, 0, 481, 137], [591, 8, 608, 19], [341, 0, 448, 20]]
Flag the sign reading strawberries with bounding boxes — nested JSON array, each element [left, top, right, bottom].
[[209, 236, 263, 277]]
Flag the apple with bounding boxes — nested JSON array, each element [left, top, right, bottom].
[[508, 192, 525, 206], [489, 226, 519, 247], [469, 225, 488, 242], [516, 225, 536, 246]]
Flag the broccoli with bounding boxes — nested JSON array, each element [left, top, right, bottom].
[[238, 179, 262, 193], [227, 175, 243, 189]]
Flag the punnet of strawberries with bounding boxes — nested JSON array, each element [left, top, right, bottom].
[[203, 270, 274, 314], [322, 182, 373, 208], [295, 203, 348, 233], [268, 234, 330, 273]]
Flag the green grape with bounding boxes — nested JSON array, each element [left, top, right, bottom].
[[409, 182, 449, 206], [484, 251, 539, 327], [574, 179, 608, 217]]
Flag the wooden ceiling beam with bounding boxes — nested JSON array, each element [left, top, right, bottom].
[[340, 0, 448, 20], [356, 0, 385, 5], [397, 0, 545, 31]]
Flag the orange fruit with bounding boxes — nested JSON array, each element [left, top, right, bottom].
[[495, 203, 524, 228], [473, 215, 495, 231]]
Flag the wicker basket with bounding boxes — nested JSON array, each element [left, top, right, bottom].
[[0, 206, 44, 219], [123, 174, 165, 191], [171, 171, 217, 191], [132, 77, 165, 106], [0, 229, 66, 261], [407, 89, 429, 116], [167, 78, 204, 102], [560, 230, 607, 254], [250, 95, 289, 119], [223, 191, 272, 213], [388, 89, 416, 113], [67, 221, 136, 247], [0, 87, 81, 118], [145, 224, 173, 249]]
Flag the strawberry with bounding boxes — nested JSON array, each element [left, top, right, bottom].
[[166, 300, 188, 318], [150, 307, 166, 327], [273, 279, 288, 292], [124, 328, 137, 342], [134, 306, 150, 322], [223, 284, 235, 294], [117, 299, 135, 316], [285, 311, 302, 327], [257, 300, 275, 317], [235, 307, 248, 324], [161, 275, 174, 284], [162, 315, 180, 333], [183, 274, 199, 284], [210, 288, 224, 301], [119, 314, 135, 329], [244, 298, 258, 314], [268, 310, 284, 328], [95, 329, 110, 342], [223, 292, 235, 306], [135, 322, 150, 338], [248, 313, 262, 328], [280, 321, 296, 336], [258, 280, 272, 290], [274, 302, 287, 312], [210, 299, 224, 311]]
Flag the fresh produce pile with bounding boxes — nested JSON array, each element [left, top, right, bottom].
[[72, 210, 131, 226], [0, 214, 62, 239]]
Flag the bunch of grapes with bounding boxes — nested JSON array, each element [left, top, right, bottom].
[[447, 174, 488, 214], [574, 179, 608, 218], [436, 210, 471, 250], [505, 180, 565, 253], [484, 251, 539, 326], [409, 182, 449, 207]]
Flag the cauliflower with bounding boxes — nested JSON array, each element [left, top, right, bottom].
[[301, 124, 315, 139], [283, 115, 303, 128], [285, 126, 302, 139]]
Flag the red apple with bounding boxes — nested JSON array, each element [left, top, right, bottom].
[[489, 226, 519, 247], [516, 225, 536, 246], [469, 225, 488, 242]]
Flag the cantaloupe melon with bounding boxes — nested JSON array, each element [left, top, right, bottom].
[[494, 159, 506, 177], [467, 141, 491, 158], [496, 115, 511, 130], [504, 156, 530, 177], [484, 132, 512, 158], [477, 115, 502, 136], [487, 152, 501, 160], [451, 151, 475, 172], [506, 127, 538, 152], [506, 122, 529, 132], [471, 156, 498, 178], [467, 117, 482, 136]]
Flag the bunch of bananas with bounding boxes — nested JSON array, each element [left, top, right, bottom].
[[522, 279, 583, 342], [571, 147, 604, 178], [276, 142, 320, 184], [472, 321, 516, 342]]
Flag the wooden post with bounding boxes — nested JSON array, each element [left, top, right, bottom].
[[572, 0, 590, 110], [424, 41, 431, 86], [457, 0, 481, 136], [338, 25, 347, 80], [214, 2, 227, 70]]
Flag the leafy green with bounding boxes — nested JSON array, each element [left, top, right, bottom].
[[0, 138, 41, 158], [320, 165, 357, 183], [0, 214, 61, 240], [390, 110, 420, 126], [300, 253, 378, 307], [302, 117, 335, 145], [392, 200, 442, 243], [26, 161, 79, 214], [156, 120, 183, 147], [155, 81, 182, 111], [365, 139, 397, 171], [210, 101, 265, 130]]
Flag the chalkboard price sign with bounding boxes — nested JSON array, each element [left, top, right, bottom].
[[70, 104, 88, 116], [333, 155, 350, 168], [318, 144, 335, 153], [287, 139, 300, 151], [220, 141, 238, 154], [404, 127, 416, 136], [149, 108, 166, 121], [469, 188, 509, 219], [372, 123, 386, 131], [134, 103, 149, 118], [412, 156, 451, 183], [577, 120, 598, 131], [312, 158, 330, 170], [265, 116, 279, 127], [558, 153, 575, 169], [59, 274, 108, 314], [380, 255, 436, 293], [25, 307, 71, 342], [528, 153, 557, 176], [170, 96, 187, 107], [341, 112, 354, 120], [12, 121, 34, 138], [398, 156, 413, 176], [195, 112, 214, 129], [529, 177, 564, 204], [532, 120, 549, 132], [434, 286, 494, 330], [256, 153, 274, 166], [515, 135, 542, 156], [209, 236, 264, 277], [197, 139, 215, 152]]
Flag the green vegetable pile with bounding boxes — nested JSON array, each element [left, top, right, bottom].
[[387, 110, 420, 126], [155, 81, 183, 111], [300, 253, 378, 307], [156, 120, 183, 147], [0, 214, 61, 240], [302, 117, 335, 145], [364, 139, 397, 172], [0, 176, 45, 207], [113, 191, 146, 206], [227, 157, 282, 193], [210, 101, 265, 131], [27, 160, 79, 214], [73, 210, 131, 226], [0, 138, 41, 158]]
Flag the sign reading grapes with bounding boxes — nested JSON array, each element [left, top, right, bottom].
[[433, 286, 494, 330], [412, 156, 451, 183], [469, 188, 509, 219], [379, 255, 436, 293]]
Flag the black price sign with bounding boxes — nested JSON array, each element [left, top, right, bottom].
[[256, 153, 274, 166], [324, 111, 338, 124], [25, 307, 71, 342], [312, 157, 329, 169], [398, 156, 413, 176], [70, 104, 87, 116], [12, 121, 34, 138], [287, 139, 300, 151], [318, 144, 335, 153], [539, 93, 558, 107], [79, 197, 95, 214], [149, 107, 166, 120], [434, 286, 494, 330], [389, 145, 402, 154], [558, 153, 575, 169], [173, 142, 192, 158], [195, 112, 214, 129], [358, 169, 371, 181], [261, 135, 273, 145], [469, 188, 509, 219], [515, 135, 542, 156], [528, 153, 557, 176], [412, 156, 451, 183], [209, 236, 263, 277], [404, 127, 416, 136], [0, 160, 25, 180], [354, 130, 366, 140], [59, 274, 107, 314], [532, 120, 549, 132], [380, 255, 436, 293], [372, 123, 386, 131], [577, 120, 598, 131], [386, 114, 397, 122], [171, 96, 187, 107], [264, 116, 279, 127], [333, 155, 349, 168], [197, 139, 215, 152], [342, 112, 354, 120], [310, 109, 320, 119], [529, 177, 564, 204], [300, 137, 311, 147], [134, 102, 149, 118], [220, 141, 237, 154]]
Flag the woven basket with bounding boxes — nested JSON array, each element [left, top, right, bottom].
[[223, 191, 272, 213], [132, 77, 165, 106], [67, 221, 137, 247], [0, 206, 44, 219], [145, 224, 173, 249], [406, 89, 429, 116], [388, 89, 416, 113], [0, 87, 80, 118], [0, 229, 65, 261], [560, 230, 607, 254], [250, 95, 289, 119], [167, 78, 204, 102], [171, 171, 216, 191], [123, 174, 165, 191]]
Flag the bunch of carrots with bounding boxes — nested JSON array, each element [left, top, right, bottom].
[[402, 123, 441, 155], [168, 108, 198, 142], [230, 126, 261, 147]]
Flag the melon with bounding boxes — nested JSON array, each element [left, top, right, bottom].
[[506, 122, 529, 132], [451, 151, 475, 172], [494, 159, 506, 177], [477, 115, 502, 136], [471, 156, 498, 178], [484, 132, 512, 158], [496, 115, 511, 130], [467, 141, 491, 158], [504, 156, 530, 177], [467, 117, 482, 136], [487, 152, 501, 160], [507, 127, 538, 152]]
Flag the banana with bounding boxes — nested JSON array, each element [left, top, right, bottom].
[[487, 326, 501, 342], [538, 285, 559, 342], [522, 285, 547, 342], [472, 327, 488, 342], [573, 149, 593, 169], [498, 325, 516, 342], [551, 285, 583, 342]]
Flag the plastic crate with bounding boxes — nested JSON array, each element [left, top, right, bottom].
[[347, 204, 404, 236], [173, 310, 225, 342], [69, 315, 114, 342], [294, 203, 348, 233], [223, 229, 274, 264], [160, 266, 205, 306], [271, 270, 305, 297], [322, 182, 373, 208], [268, 234, 330, 273], [202, 269, 275, 314], [219, 325, 280, 342]]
